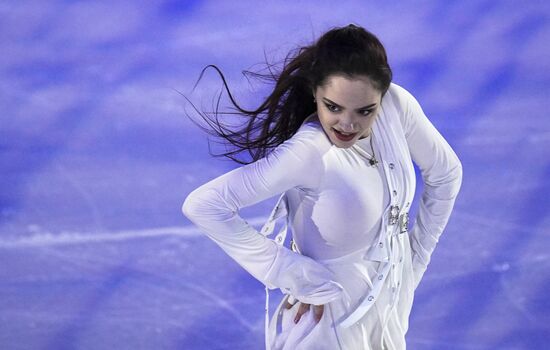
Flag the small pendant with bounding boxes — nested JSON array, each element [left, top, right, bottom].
[[369, 158, 378, 167]]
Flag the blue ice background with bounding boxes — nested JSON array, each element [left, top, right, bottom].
[[1, 1, 549, 349]]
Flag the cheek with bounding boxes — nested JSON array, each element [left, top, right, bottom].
[[362, 113, 379, 128], [362, 118, 375, 129], [318, 112, 338, 128]]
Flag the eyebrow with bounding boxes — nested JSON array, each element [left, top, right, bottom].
[[322, 97, 377, 110]]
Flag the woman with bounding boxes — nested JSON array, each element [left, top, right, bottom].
[[182, 24, 463, 350]]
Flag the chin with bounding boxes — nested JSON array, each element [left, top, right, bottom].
[[330, 137, 356, 148]]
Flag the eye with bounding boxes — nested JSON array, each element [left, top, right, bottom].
[[324, 103, 340, 113], [360, 109, 375, 117]]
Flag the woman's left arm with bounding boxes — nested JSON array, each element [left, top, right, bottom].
[[391, 84, 464, 290]]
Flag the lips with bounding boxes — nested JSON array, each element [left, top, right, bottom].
[[333, 128, 357, 141]]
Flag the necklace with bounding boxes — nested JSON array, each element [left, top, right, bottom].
[[356, 132, 379, 167]]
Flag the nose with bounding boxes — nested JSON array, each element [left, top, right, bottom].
[[340, 123, 355, 132], [338, 116, 357, 133]]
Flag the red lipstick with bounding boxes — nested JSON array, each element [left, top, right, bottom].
[[333, 128, 357, 142]]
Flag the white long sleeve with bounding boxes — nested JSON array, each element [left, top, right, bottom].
[[391, 85, 463, 289], [182, 123, 344, 305]]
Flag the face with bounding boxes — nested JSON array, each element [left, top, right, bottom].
[[313, 74, 382, 148]]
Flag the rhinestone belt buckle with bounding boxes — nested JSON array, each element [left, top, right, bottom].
[[399, 212, 409, 234], [389, 205, 409, 234], [389, 205, 400, 225]]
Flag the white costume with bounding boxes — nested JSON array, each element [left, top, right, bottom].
[[182, 83, 463, 349]]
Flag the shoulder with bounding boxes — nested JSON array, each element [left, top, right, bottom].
[[276, 113, 332, 157], [257, 114, 329, 190], [383, 83, 426, 132], [384, 83, 423, 114]]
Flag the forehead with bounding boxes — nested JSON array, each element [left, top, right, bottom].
[[317, 74, 381, 105]]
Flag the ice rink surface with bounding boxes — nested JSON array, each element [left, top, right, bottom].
[[1, 1, 549, 349]]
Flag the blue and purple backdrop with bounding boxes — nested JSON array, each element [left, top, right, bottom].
[[1, 1, 549, 349]]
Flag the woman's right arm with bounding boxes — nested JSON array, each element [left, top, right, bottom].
[[182, 124, 344, 305]]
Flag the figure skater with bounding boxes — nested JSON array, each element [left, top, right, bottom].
[[182, 23, 463, 350]]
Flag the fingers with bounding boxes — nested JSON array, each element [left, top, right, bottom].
[[294, 302, 310, 324], [313, 304, 324, 324], [293, 303, 325, 324]]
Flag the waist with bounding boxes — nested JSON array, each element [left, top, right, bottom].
[[314, 230, 409, 267], [316, 246, 373, 266]]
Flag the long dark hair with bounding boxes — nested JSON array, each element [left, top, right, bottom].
[[184, 24, 392, 164]]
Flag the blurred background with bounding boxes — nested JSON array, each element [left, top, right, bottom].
[[1, 1, 549, 349]]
